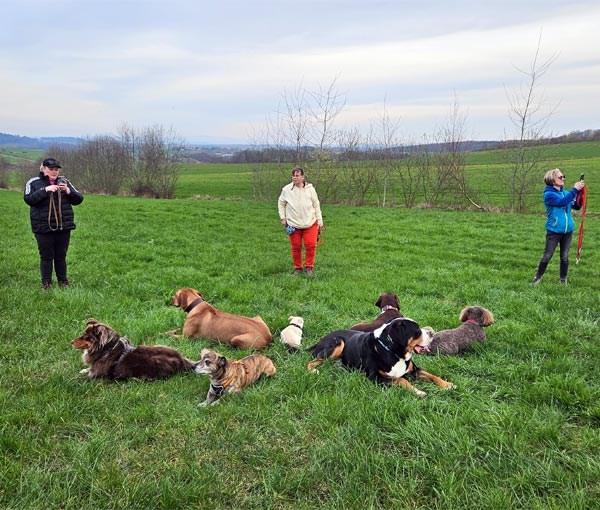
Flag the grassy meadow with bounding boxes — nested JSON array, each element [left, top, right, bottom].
[[173, 142, 600, 215], [1, 164, 599, 510]]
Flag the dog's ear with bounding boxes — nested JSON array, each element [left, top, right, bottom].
[[375, 294, 384, 308], [217, 356, 228, 368], [459, 307, 471, 322], [393, 293, 401, 309], [481, 308, 494, 327], [86, 318, 99, 326]]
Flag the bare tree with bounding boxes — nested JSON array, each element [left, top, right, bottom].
[[308, 76, 346, 184], [0, 155, 9, 188], [119, 124, 183, 198], [282, 82, 311, 164], [251, 78, 347, 201], [505, 32, 559, 212]]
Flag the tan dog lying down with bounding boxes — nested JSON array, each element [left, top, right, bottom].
[[193, 348, 276, 405], [168, 288, 272, 350]]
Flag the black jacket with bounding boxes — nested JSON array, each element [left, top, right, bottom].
[[24, 173, 84, 233]]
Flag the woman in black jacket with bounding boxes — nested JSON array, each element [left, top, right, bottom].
[[24, 158, 84, 289]]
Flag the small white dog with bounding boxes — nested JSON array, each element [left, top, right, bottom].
[[280, 316, 304, 352]]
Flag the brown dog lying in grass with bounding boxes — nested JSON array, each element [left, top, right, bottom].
[[193, 348, 276, 406], [72, 318, 194, 381], [417, 306, 494, 355], [350, 292, 403, 332], [168, 288, 272, 350]]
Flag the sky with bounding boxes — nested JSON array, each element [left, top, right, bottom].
[[2, 0, 599, 145]]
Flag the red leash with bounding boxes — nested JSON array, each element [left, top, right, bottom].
[[576, 185, 588, 265]]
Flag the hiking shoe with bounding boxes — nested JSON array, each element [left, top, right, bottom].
[[559, 278, 568, 285], [42, 281, 53, 290], [530, 276, 542, 285], [58, 279, 70, 288], [293, 268, 303, 275], [305, 267, 314, 276]]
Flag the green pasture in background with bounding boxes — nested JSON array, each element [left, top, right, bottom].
[[173, 142, 599, 214], [1, 187, 598, 510], [0, 146, 44, 164]]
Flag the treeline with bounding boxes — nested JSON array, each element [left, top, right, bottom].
[[2, 125, 183, 198], [0, 132, 83, 149], [491, 129, 600, 150]]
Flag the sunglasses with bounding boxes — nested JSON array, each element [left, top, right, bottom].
[[557, 175, 565, 179]]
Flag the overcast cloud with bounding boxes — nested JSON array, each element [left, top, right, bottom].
[[2, 0, 599, 143]]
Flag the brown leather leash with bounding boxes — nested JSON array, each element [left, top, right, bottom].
[[47, 189, 63, 231]]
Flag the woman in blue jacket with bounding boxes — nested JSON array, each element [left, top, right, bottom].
[[531, 169, 584, 285]]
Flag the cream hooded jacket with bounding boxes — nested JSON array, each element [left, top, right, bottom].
[[278, 182, 323, 229]]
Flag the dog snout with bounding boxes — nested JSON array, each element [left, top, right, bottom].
[[192, 362, 209, 375]]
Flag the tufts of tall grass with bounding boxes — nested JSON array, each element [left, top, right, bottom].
[[1, 188, 599, 510]]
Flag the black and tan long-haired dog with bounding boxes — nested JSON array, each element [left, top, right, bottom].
[[193, 349, 277, 406], [307, 318, 453, 398], [71, 318, 194, 381], [418, 306, 494, 355]]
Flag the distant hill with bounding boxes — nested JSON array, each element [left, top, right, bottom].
[[0, 133, 84, 149]]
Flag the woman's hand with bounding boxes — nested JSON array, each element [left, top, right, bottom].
[[45, 185, 60, 193], [574, 181, 585, 191], [280, 218, 287, 226], [58, 182, 71, 194]]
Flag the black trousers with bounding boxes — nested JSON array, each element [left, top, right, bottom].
[[34, 230, 71, 284], [536, 231, 573, 280]]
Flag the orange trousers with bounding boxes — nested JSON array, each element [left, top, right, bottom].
[[289, 222, 319, 269]]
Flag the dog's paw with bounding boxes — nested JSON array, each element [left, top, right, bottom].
[[414, 389, 428, 398], [197, 400, 220, 408], [308, 368, 320, 374], [444, 382, 456, 390], [79, 368, 90, 375]]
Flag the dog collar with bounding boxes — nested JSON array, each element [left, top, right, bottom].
[[376, 335, 393, 352], [219, 360, 247, 389], [184, 297, 204, 313], [380, 305, 399, 314], [466, 319, 478, 324], [210, 383, 225, 395], [289, 323, 303, 330]]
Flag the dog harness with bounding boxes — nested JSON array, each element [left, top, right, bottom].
[[184, 296, 204, 313], [106, 336, 134, 379], [214, 360, 249, 392]]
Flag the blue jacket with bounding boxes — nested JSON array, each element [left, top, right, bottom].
[[543, 185, 581, 234]]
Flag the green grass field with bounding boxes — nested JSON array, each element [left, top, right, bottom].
[[1, 182, 599, 509], [172, 144, 599, 215], [0, 146, 44, 164]]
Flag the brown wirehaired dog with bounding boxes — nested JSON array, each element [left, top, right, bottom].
[[71, 318, 194, 381], [193, 348, 276, 406], [350, 292, 404, 332], [167, 288, 272, 350], [418, 306, 494, 355]]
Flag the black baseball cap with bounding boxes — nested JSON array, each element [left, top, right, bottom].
[[42, 158, 62, 168]]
